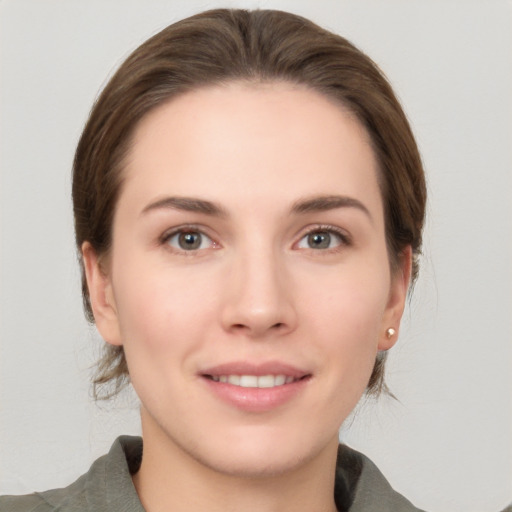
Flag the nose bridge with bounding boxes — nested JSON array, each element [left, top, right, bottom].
[[221, 234, 296, 337]]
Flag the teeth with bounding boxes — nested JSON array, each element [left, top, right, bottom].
[[257, 375, 275, 388], [228, 375, 240, 385], [240, 375, 258, 387], [210, 374, 296, 388], [275, 375, 286, 386]]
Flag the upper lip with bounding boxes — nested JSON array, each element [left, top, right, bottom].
[[200, 361, 310, 379]]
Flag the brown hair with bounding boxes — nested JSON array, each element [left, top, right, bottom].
[[73, 9, 426, 399]]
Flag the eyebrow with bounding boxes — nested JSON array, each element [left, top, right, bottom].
[[291, 195, 372, 220], [141, 194, 372, 221], [141, 196, 228, 217]]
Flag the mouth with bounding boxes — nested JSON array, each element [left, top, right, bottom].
[[203, 374, 309, 388], [199, 362, 311, 412]]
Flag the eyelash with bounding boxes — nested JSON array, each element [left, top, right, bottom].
[[296, 225, 352, 252], [160, 224, 218, 254], [159, 224, 351, 254]]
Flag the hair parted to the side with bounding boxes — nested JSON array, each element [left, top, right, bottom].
[[72, 9, 426, 400]]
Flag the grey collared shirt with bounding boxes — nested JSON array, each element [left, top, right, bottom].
[[0, 435, 425, 511]]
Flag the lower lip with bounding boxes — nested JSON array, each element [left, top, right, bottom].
[[201, 377, 310, 413]]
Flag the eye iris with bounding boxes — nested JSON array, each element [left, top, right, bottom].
[[178, 232, 201, 250], [308, 232, 330, 249]]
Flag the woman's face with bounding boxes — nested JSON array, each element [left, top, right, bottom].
[[84, 82, 410, 477]]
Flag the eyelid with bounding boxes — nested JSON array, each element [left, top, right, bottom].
[[158, 223, 351, 252], [293, 224, 352, 250], [160, 224, 220, 252]]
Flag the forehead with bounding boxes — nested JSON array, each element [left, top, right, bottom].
[[122, 81, 381, 214]]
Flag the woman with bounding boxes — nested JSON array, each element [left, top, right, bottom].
[[0, 7, 473, 512]]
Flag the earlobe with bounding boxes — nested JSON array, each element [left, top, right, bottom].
[[81, 242, 123, 346], [378, 246, 412, 351]]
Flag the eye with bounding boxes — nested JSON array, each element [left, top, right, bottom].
[[164, 229, 216, 251], [296, 228, 348, 250]]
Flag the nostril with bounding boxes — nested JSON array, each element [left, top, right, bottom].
[[231, 322, 285, 332]]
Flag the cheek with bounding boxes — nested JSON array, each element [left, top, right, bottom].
[[111, 259, 221, 356], [298, 262, 390, 374], [301, 259, 390, 334]]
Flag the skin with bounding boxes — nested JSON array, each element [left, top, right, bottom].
[[83, 82, 411, 512]]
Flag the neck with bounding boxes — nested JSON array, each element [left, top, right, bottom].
[[132, 412, 339, 512]]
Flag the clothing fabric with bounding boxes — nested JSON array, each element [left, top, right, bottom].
[[0, 436, 424, 512]]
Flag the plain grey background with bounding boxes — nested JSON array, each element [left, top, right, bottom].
[[1, 1, 511, 511]]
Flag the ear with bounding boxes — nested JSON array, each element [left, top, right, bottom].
[[378, 245, 412, 351], [81, 241, 122, 346]]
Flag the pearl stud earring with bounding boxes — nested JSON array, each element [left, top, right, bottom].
[[386, 327, 396, 339]]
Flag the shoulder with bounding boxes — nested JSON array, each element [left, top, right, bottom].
[[0, 436, 143, 512], [0, 493, 53, 512], [336, 444, 426, 512], [0, 473, 90, 512]]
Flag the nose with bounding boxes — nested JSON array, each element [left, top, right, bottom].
[[220, 245, 298, 339]]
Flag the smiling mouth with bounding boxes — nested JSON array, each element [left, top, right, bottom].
[[203, 374, 309, 388]]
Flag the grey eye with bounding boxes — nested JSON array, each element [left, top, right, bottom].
[[166, 231, 214, 251], [307, 232, 332, 249], [297, 230, 345, 250]]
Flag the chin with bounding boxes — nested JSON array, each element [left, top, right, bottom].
[[192, 444, 310, 478], [181, 424, 338, 479]]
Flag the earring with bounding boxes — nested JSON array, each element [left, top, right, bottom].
[[386, 327, 396, 339]]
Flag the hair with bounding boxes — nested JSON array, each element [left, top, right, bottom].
[[72, 8, 426, 399]]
